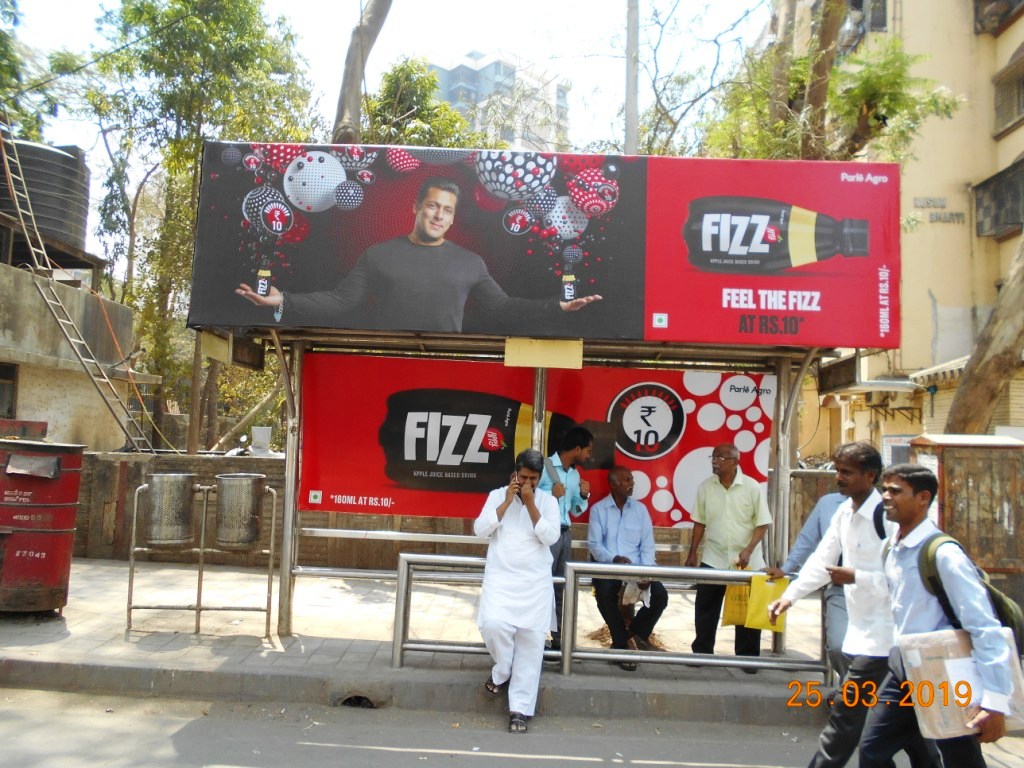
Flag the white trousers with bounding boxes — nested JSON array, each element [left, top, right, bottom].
[[479, 620, 546, 717]]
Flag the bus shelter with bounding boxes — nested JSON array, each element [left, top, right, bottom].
[[187, 142, 900, 637]]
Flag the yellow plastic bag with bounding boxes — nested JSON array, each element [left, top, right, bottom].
[[721, 580, 750, 627], [744, 573, 791, 632]]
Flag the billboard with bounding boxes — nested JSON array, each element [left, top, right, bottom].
[[298, 354, 776, 527], [188, 143, 900, 349]]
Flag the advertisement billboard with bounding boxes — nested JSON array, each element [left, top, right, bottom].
[[299, 354, 775, 527], [188, 143, 900, 349]]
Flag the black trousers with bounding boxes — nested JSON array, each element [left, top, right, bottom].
[[808, 653, 938, 768], [593, 577, 668, 648], [691, 563, 760, 656], [859, 648, 986, 768]]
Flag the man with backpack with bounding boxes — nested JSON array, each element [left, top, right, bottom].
[[768, 442, 938, 768], [858, 463, 1012, 767]]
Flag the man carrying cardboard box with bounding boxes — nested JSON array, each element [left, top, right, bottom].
[[858, 464, 1012, 767]]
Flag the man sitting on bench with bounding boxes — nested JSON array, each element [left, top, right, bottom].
[[587, 466, 668, 671]]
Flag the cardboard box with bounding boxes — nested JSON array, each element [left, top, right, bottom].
[[897, 628, 1024, 739]]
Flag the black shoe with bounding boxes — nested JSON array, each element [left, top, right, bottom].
[[741, 667, 758, 675]]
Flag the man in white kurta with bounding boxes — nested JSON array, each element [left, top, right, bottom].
[[474, 448, 560, 728]]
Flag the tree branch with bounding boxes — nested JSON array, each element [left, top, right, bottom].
[[332, 0, 393, 144]]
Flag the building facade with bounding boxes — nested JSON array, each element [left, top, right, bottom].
[[796, 0, 1024, 457], [430, 50, 570, 151]]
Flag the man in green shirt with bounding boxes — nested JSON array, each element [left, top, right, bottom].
[[685, 443, 772, 670]]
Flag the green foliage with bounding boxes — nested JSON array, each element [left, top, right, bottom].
[[0, 0, 59, 140], [70, 0, 324, 446], [218, 354, 282, 427], [362, 57, 490, 147], [700, 37, 959, 163]]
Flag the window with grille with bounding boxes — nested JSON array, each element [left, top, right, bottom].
[[994, 54, 1024, 135]]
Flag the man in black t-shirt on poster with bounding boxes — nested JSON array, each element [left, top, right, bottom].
[[237, 176, 601, 332]]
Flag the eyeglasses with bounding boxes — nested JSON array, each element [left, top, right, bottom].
[[710, 455, 736, 462]]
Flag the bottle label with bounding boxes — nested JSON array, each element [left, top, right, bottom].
[[683, 197, 839, 274], [381, 390, 550, 493], [561, 275, 577, 301], [256, 269, 271, 296]]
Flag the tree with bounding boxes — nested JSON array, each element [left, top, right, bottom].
[[700, 3, 958, 162], [0, 0, 60, 140], [81, 0, 322, 450], [945, 249, 1024, 432], [333, 0, 392, 143], [362, 57, 489, 148], [584, 2, 770, 157]]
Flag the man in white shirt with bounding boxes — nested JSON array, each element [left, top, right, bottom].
[[858, 463, 1011, 767], [768, 442, 938, 768], [686, 443, 772, 667], [764, 491, 848, 677], [475, 448, 561, 734]]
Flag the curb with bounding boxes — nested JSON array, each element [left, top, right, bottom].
[[0, 655, 827, 728]]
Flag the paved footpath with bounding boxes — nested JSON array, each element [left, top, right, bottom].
[[0, 558, 960, 729]]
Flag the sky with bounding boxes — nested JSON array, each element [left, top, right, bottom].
[[18, 0, 769, 149], [15, 0, 767, 254]]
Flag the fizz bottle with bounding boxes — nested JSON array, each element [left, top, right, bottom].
[[378, 389, 614, 493], [683, 196, 869, 274], [255, 259, 272, 296]]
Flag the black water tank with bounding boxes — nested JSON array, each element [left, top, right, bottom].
[[0, 141, 90, 251]]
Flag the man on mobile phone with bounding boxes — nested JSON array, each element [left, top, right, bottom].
[[475, 448, 561, 734]]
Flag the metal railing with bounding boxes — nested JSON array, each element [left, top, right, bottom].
[[392, 552, 828, 677]]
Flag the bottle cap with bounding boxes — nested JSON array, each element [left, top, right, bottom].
[[840, 219, 870, 256]]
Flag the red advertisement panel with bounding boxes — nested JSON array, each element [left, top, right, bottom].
[[188, 143, 899, 349], [644, 158, 899, 347], [299, 354, 775, 527]]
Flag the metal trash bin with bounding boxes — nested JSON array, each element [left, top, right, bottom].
[[214, 473, 264, 549], [0, 439, 85, 611], [145, 473, 197, 546]]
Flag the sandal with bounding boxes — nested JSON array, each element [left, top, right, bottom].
[[508, 712, 528, 734], [485, 678, 508, 696]]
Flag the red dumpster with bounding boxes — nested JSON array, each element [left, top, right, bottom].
[[0, 439, 84, 612]]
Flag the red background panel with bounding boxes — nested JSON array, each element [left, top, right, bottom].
[[299, 354, 776, 527], [644, 158, 900, 348]]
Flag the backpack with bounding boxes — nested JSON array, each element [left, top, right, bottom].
[[919, 532, 1024, 659], [872, 501, 886, 540]]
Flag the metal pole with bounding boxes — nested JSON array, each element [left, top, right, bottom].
[[265, 487, 277, 639], [625, 0, 639, 154], [194, 484, 210, 633], [392, 553, 411, 668], [126, 484, 147, 629], [770, 359, 791, 654], [275, 338, 303, 636], [532, 367, 547, 451], [561, 562, 578, 675]]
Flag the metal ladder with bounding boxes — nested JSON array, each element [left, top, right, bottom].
[[0, 117, 154, 451]]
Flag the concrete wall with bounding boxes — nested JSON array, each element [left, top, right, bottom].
[[0, 262, 133, 367], [0, 262, 139, 451]]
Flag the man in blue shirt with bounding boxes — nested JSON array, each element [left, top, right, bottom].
[[539, 426, 593, 651], [766, 491, 848, 677], [587, 465, 667, 670], [859, 463, 1011, 767]]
